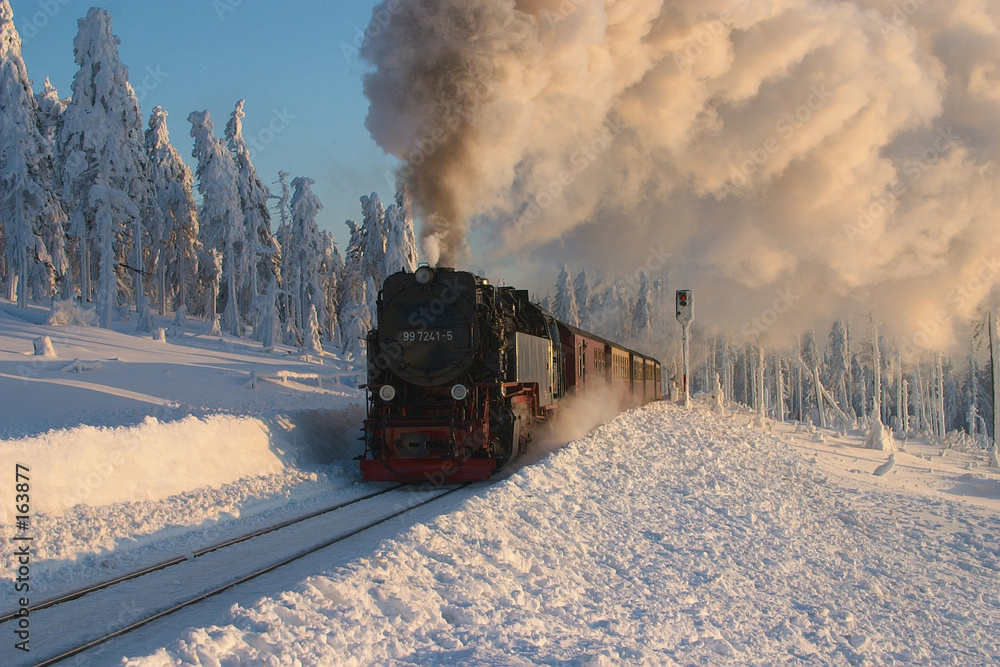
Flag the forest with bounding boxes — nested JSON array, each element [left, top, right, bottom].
[[0, 5, 417, 365], [541, 262, 998, 451], [1, 3, 996, 453]]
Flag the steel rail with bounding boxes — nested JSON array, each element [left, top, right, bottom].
[[33, 483, 470, 667]]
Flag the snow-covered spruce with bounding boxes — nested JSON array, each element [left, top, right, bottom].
[[58, 7, 160, 327], [226, 99, 279, 337], [146, 106, 199, 316], [189, 110, 243, 336], [0, 1, 67, 307]]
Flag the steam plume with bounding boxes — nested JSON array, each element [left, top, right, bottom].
[[362, 0, 1000, 350]]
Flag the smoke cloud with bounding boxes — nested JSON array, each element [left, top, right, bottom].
[[361, 0, 1000, 352]]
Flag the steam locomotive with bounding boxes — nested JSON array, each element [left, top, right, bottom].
[[360, 266, 662, 483]]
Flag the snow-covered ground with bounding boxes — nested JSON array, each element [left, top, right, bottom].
[[0, 302, 367, 606], [1, 301, 999, 665]]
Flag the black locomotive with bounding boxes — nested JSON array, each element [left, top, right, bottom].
[[361, 266, 661, 483]]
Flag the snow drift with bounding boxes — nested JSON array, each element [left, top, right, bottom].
[[1, 415, 279, 520], [122, 401, 1000, 666]]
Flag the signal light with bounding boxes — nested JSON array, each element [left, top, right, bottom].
[[379, 385, 396, 401], [676, 289, 693, 325], [450, 384, 468, 401]]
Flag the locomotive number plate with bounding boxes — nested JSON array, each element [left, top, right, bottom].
[[399, 328, 455, 343]]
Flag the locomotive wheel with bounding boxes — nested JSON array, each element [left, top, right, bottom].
[[494, 437, 516, 469], [492, 405, 518, 469]]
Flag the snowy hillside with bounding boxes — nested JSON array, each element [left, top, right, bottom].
[[1, 303, 998, 665]]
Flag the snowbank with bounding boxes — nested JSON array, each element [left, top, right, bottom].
[[0, 415, 283, 520], [123, 402, 1000, 666]]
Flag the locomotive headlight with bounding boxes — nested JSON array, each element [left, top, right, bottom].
[[378, 385, 396, 402], [450, 383, 468, 401], [415, 266, 435, 285]]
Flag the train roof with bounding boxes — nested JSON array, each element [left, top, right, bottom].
[[536, 307, 662, 367]]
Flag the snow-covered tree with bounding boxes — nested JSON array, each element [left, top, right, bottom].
[[303, 304, 323, 355], [146, 106, 198, 314], [573, 269, 591, 326], [258, 276, 282, 353], [964, 341, 980, 436], [383, 189, 418, 276], [197, 247, 222, 320], [226, 99, 278, 328], [537, 292, 554, 313], [866, 318, 895, 451], [553, 264, 580, 327], [359, 193, 387, 287], [0, 1, 66, 307], [34, 77, 66, 146], [58, 7, 157, 326], [270, 170, 296, 334], [631, 272, 652, 337], [364, 275, 378, 326], [189, 110, 243, 335], [90, 181, 138, 327], [827, 319, 852, 417], [325, 240, 345, 348], [33, 78, 70, 299], [339, 277, 370, 363], [289, 176, 326, 333]]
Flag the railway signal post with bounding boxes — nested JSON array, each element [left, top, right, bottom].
[[676, 290, 693, 409]]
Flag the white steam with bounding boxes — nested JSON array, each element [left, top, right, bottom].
[[422, 231, 442, 268], [520, 384, 626, 467], [362, 0, 1000, 350]]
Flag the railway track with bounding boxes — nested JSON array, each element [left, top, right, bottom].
[[0, 483, 473, 666], [0, 484, 404, 626]]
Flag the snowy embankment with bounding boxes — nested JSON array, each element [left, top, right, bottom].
[[0, 302, 368, 605], [126, 402, 1000, 666]]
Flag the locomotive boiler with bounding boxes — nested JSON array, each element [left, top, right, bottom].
[[360, 266, 661, 483]]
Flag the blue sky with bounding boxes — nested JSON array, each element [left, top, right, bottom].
[[9, 0, 394, 248]]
